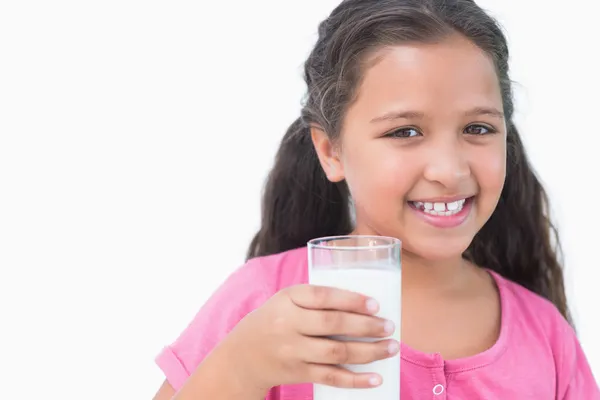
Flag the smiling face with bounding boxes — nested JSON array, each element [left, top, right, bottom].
[[312, 35, 507, 261]]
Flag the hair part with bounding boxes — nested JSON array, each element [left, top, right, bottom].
[[246, 0, 571, 324]]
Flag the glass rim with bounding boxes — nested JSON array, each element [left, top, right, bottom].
[[307, 235, 401, 251]]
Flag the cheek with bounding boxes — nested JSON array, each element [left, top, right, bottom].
[[343, 145, 417, 202], [472, 144, 506, 196]]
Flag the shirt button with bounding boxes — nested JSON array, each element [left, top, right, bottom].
[[433, 384, 444, 395]]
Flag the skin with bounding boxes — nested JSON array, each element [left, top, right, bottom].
[[153, 34, 506, 399], [313, 34, 505, 359], [155, 287, 396, 400]]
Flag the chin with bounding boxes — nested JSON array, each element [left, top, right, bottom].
[[402, 236, 473, 262]]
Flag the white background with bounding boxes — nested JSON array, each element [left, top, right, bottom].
[[1, 1, 598, 398]]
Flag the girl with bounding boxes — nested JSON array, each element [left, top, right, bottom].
[[153, 0, 599, 398]]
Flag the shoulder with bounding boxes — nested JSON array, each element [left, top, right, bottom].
[[244, 246, 309, 295], [491, 270, 569, 332], [200, 246, 309, 320], [491, 271, 599, 396], [490, 270, 571, 361]]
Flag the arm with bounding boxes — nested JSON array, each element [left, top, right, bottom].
[[152, 380, 175, 400], [559, 343, 599, 399], [152, 260, 271, 399], [172, 342, 267, 400], [557, 323, 600, 399], [152, 344, 267, 400]]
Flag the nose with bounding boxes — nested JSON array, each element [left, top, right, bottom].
[[422, 139, 471, 189]]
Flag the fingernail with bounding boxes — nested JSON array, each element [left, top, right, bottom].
[[388, 341, 400, 355], [366, 298, 379, 313], [369, 375, 382, 386], [383, 320, 395, 334]]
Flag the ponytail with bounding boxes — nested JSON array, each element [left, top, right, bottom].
[[246, 117, 352, 260]]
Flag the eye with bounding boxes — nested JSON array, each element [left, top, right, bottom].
[[464, 124, 496, 135], [385, 127, 422, 139]]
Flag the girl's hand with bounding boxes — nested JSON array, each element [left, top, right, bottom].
[[222, 284, 398, 392]]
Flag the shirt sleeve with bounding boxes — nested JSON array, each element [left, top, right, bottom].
[[557, 322, 600, 399], [155, 258, 271, 392]]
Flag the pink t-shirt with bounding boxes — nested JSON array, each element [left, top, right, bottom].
[[156, 247, 599, 399]]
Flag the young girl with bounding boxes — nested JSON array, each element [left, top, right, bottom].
[[153, 0, 599, 398]]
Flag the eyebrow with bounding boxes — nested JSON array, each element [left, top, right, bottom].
[[370, 106, 505, 123]]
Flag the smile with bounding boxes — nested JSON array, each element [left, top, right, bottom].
[[409, 198, 467, 216], [408, 197, 475, 228]]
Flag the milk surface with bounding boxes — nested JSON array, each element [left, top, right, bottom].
[[309, 265, 401, 400]]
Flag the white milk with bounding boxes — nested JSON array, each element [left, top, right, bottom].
[[309, 265, 401, 400]]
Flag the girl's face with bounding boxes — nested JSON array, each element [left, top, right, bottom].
[[313, 35, 507, 261]]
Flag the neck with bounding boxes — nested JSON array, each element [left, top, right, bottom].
[[401, 251, 469, 295], [349, 225, 471, 293]]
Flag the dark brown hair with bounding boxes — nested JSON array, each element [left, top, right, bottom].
[[246, 0, 571, 323]]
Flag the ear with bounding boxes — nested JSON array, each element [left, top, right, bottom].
[[310, 125, 345, 182]]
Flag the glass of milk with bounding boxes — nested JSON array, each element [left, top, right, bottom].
[[308, 235, 401, 400]]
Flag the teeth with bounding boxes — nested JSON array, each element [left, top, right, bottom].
[[433, 202, 446, 211], [447, 201, 459, 211], [411, 198, 468, 216]]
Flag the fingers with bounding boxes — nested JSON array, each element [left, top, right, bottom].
[[297, 308, 395, 338], [307, 364, 384, 389], [287, 284, 379, 315], [302, 336, 400, 365]]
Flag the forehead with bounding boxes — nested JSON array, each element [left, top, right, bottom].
[[349, 35, 502, 118]]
